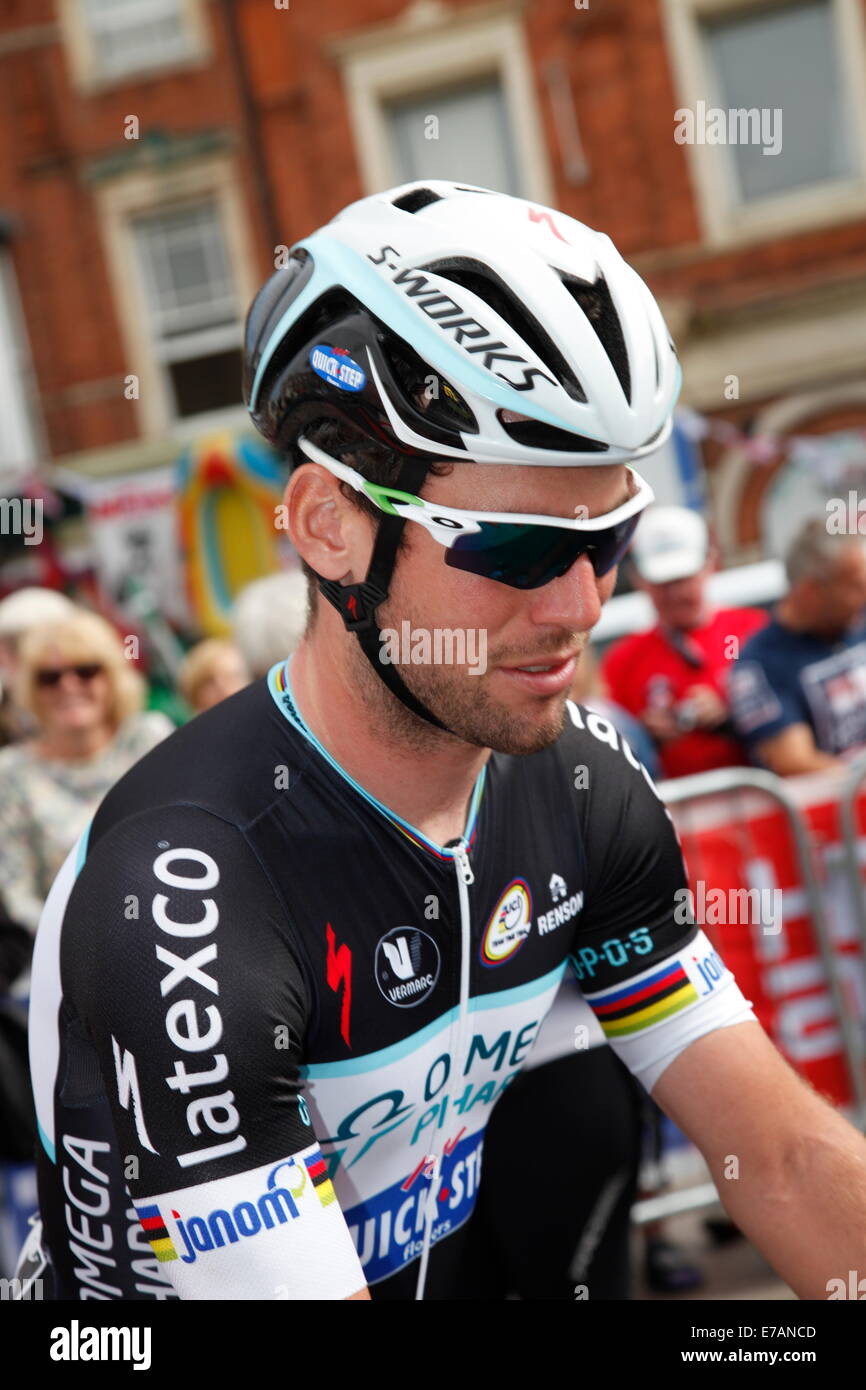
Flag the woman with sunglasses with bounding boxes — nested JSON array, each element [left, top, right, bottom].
[[0, 607, 173, 957]]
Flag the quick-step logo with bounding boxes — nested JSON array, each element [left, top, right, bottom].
[[309, 344, 366, 391]]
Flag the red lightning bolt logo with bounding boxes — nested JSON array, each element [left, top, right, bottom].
[[527, 207, 569, 244], [325, 922, 352, 1048]]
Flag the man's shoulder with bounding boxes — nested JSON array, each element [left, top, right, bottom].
[[739, 616, 793, 662], [600, 628, 661, 686], [601, 627, 661, 667], [714, 605, 768, 635], [87, 676, 308, 850], [522, 698, 661, 801]]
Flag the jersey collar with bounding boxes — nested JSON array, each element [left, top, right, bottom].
[[267, 655, 484, 864]]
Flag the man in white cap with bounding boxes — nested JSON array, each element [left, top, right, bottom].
[[0, 586, 76, 746], [600, 506, 766, 779]]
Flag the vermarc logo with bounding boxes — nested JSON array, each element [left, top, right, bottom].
[[375, 928, 441, 1008]]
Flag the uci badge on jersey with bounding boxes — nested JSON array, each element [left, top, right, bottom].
[[309, 344, 367, 392], [480, 879, 533, 966]]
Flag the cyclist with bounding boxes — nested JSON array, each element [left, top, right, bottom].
[[19, 181, 866, 1301]]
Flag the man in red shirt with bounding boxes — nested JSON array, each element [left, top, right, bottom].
[[601, 507, 767, 780]]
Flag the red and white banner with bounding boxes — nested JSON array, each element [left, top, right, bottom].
[[668, 770, 866, 1107]]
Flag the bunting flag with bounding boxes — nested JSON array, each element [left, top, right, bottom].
[[675, 408, 866, 487]]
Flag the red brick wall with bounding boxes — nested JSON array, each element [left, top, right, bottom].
[[0, 0, 863, 459]]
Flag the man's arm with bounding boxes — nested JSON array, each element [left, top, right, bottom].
[[652, 1020, 866, 1299], [754, 722, 843, 777], [64, 804, 368, 1300]]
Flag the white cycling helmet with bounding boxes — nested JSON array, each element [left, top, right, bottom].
[[244, 180, 681, 468]]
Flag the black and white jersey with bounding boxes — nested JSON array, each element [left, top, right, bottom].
[[24, 658, 753, 1300]]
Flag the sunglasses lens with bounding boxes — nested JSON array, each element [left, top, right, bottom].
[[445, 514, 641, 589], [36, 663, 103, 687]]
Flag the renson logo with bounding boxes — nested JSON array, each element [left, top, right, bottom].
[[150, 847, 247, 1169], [367, 245, 556, 393]]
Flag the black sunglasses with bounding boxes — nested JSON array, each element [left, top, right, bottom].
[[36, 663, 104, 688]]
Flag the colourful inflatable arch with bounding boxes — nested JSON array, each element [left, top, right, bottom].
[[176, 431, 288, 635]]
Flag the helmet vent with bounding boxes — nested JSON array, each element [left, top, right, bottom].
[[421, 257, 587, 404], [497, 412, 609, 454], [391, 188, 443, 214], [382, 335, 479, 435], [558, 273, 631, 405]]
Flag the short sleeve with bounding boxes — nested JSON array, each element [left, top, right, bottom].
[[564, 703, 756, 1091], [59, 803, 365, 1299], [726, 656, 806, 749]]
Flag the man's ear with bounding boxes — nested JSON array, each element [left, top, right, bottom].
[[284, 465, 370, 583]]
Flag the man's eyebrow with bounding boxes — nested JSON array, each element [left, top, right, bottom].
[[571, 468, 636, 516]]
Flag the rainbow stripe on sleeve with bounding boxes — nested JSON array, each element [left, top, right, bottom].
[[303, 1148, 337, 1207], [137, 1204, 178, 1262], [585, 961, 699, 1039]]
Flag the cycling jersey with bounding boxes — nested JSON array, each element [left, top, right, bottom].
[[23, 657, 755, 1300]]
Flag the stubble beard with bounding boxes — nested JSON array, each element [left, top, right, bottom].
[[344, 616, 576, 757]]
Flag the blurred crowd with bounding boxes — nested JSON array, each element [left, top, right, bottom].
[[0, 568, 310, 999], [1, 505, 865, 1294], [581, 508, 866, 783]]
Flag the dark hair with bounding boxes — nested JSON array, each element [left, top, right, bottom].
[[289, 419, 453, 618]]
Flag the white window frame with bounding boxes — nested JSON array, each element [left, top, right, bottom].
[[0, 247, 45, 486], [660, 0, 866, 247], [329, 0, 553, 204], [58, 0, 210, 94], [130, 202, 244, 425], [94, 157, 257, 440]]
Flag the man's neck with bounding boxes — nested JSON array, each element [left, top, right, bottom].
[[775, 597, 845, 642], [289, 637, 489, 848]]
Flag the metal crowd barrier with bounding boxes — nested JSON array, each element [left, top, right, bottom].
[[630, 764, 866, 1228], [839, 751, 866, 964]]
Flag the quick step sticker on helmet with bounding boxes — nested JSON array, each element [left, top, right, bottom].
[[309, 344, 366, 392]]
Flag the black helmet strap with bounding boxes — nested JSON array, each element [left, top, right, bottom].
[[316, 455, 449, 732]]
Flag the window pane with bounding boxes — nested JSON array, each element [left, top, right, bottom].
[[169, 348, 243, 417], [702, 0, 854, 202], [83, 0, 191, 76], [132, 204, 236, 335], [386, 79, 522, 195]]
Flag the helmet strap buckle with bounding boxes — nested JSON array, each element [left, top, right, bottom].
[[318, 576, 388, 632]]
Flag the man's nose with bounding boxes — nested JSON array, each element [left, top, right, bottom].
[[527, 552, 605, 631]]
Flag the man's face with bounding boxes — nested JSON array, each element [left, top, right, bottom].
[[354, 462, 628, 755], [810, 543, 866, 635], [640, 566, 709, 630]]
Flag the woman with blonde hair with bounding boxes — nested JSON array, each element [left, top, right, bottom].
[[177, 638, 250, 715], [0, 606, 173, 945]]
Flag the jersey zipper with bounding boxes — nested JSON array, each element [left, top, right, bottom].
[[414, 842, 475, 1301]]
